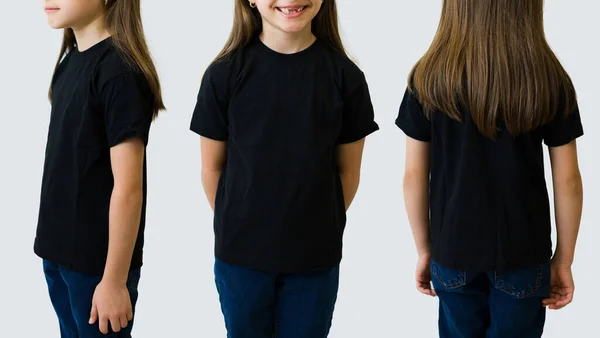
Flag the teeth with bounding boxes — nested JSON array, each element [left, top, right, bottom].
[[280, 6, 304, 14]]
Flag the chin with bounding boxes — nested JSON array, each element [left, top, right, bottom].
[[278, 23, 311, 34], [47, 19, 68, 30]]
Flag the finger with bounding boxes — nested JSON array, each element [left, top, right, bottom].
[[417, 284, 437, 297], [126, 310, 133, 322], [111, 317, 122, 333], [120, 315, 129, 329], [417, 285, 429, 295], [555, 294, 574, 309], [542, 296, 559, 306], [89, 305, 98, 324], [423, 289, 436, 297], [99, 316, 109, 334]]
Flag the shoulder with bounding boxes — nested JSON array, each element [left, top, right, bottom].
[[317, 42, 367, 90], [201, 49, 245, 93], [205, 56, 236, 80], [94, 42, 148, 90]]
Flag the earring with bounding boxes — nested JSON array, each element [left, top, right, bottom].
[[249, 2, 256, 8]]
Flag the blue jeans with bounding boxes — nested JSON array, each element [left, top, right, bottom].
[[431, 260, 551, 338], [43, 260, 141, 338], [214, 259, 340, 338]]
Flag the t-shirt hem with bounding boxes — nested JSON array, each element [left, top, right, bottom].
[[431, 249, 552, 273], [108, 128, 149, 147], [189, 126, 228, 142], [34, 238, 143, 276], [337, 122, 379, 144], [215, 251, 342, 274], [395, 118, 431, 142], [544, 129, 584, 148]]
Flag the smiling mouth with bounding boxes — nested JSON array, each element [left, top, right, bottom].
[[276, 6, 306, 15]]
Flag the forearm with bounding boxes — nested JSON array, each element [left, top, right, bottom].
[[340, 171, 360, 211], [553, 173, 583, 264], [403, 173, 430, 256], [202, 169, 222, 211], [103, 188, 143, 284]]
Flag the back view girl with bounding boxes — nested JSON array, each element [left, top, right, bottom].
[[190, 1, 378, 337], [396, 0, 583, 337], [36, 0, 164, 336]]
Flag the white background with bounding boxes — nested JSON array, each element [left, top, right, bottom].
[[1, 0, 598, 337]]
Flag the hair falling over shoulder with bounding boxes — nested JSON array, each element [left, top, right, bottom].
[[49, 0, 165, 119], [215, 0, 346, 61], [410, 0, 576, 138]]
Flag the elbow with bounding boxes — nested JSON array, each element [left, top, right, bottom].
[[112, 184, 143, 203], [201, 167, 224, 179], [564, 172, 583, 195], [403, 171, 427, 189], [555, 171, 583, 197], [339, 169, 361, 186]]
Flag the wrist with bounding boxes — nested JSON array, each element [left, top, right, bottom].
[[101, 272, 128, 286], [552, 254, 573, 267]]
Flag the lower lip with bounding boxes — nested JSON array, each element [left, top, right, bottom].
[[277, 8, 306, 19], [45, 8, 60, 13]]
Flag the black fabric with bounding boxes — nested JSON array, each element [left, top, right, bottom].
[[191, 38, 379, 273], [396, 87, 583, 272], [34, 38, 153, 275]]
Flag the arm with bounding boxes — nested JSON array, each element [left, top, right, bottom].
[[403, 137, 431, 256], [337, 138, 366, 211], [201, 136, 227, 211], [549, 140, 583, 265], [103, 138, 145, 284], [542, 140, 583, 310], [91, 138, 145, 333]]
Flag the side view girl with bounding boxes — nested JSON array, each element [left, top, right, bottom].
[[190, 0, 378, 337], [36, 0, 164, 336], [396, 0, 583, 337]]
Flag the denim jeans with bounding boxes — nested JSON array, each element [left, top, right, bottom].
[[214, 259, 340, 338], [431, 260, 551, 338], [43, 260, 141, 338]]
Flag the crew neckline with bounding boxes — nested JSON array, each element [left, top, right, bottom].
[[74, 36, 112, 56], [253, 36, 320, 60]]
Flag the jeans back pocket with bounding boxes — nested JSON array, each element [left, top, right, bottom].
[[493, 262, 548, 299], [431, 260, 467, 290]]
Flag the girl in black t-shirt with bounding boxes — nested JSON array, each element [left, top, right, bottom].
[[190, 0, 378, 336], [396, 0, 583, 337], [36, 1, 164, 337]]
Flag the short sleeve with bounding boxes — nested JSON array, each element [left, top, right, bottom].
[[190, 63, 230, 141], [100, 72, 153, 147], [543, 102, 584, 147], [337, 72, 379, 144], [395, 88, 431, 142]]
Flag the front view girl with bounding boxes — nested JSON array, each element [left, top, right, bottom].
[[190, 1, 379, 337], [36, 0, 164, 337]]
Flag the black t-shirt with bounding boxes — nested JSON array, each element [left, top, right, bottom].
[[396, 88, 584, 272], [191, 38, 379, 273], [34, 38, 153, 275]]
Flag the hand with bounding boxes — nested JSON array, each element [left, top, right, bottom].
[[416, 253, 436, 297], [542, 260, 575, 310], [89, 279, 133, 334]]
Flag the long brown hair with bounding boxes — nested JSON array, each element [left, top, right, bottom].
[[410, 0, 576, 138], [49, 0, 165, 118], [215, 0, 346, 61]]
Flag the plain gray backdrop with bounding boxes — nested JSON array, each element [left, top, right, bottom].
[[1, 0, 598, 336]]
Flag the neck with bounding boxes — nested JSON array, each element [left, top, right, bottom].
[[72, 14, 110, 52], [259, 24, 316, 54]]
